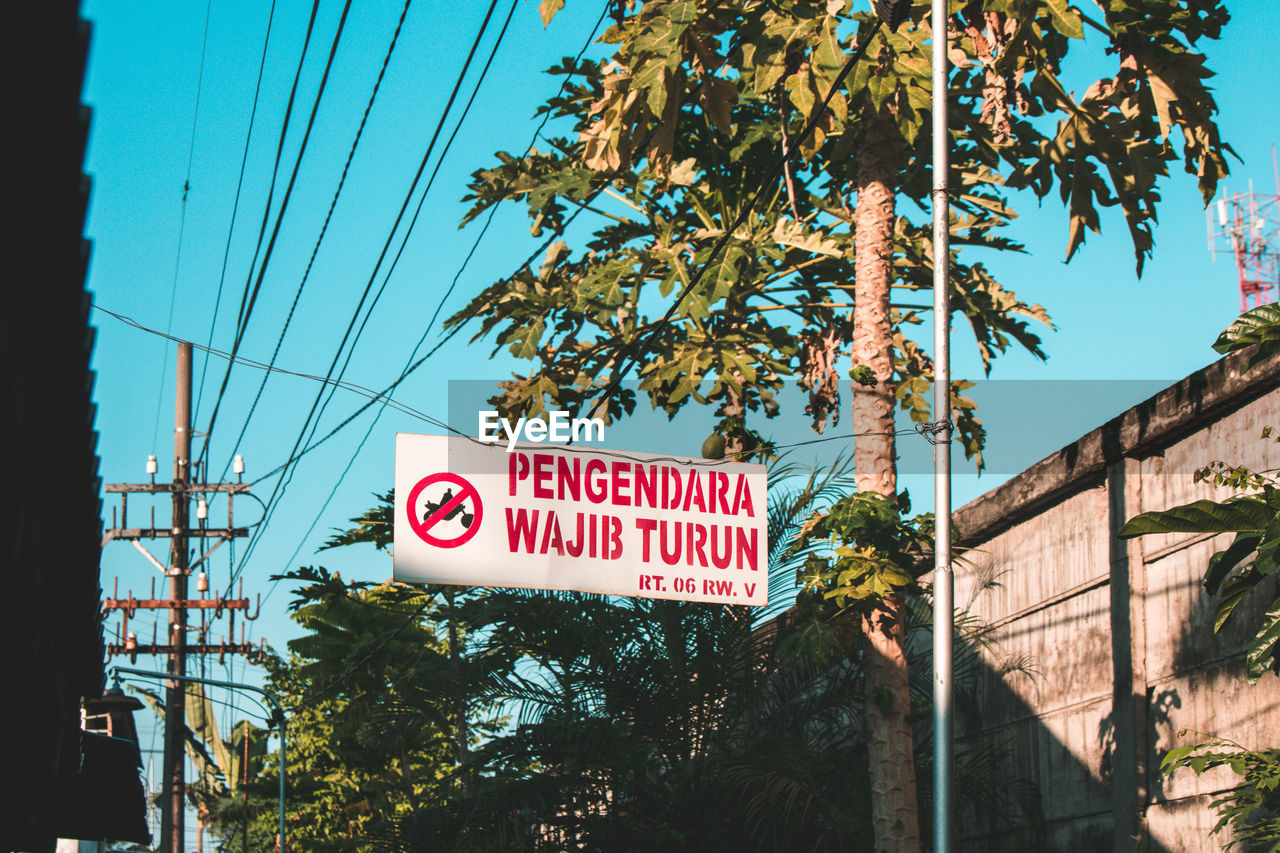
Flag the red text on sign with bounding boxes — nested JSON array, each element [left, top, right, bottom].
[[505, 508, 623, 560], [509, 452, 756, 517], [633, 518, 757, 571]]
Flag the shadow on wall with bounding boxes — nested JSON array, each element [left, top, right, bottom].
[[947, 511, 1273, 849], [937, 614, 1181, 853]]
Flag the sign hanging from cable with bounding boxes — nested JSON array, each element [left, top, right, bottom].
[[394, 434, 768, 606]]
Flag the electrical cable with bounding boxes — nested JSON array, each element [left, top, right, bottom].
[[95, 305, 465, 425], [198, 0, 325, 470], [252, 16, 879, 494], [152, 0, 214, 453], [104, 297, 936, 458], [194, 0, 280, 429], [248, 0, 519, 509], [221, 5, 632, 487], [223, 0, 507, 596], [124, 672, 276, 725], [259, 0, 530, 608], [216, 0, 415, 484], [241, 12, 521, 609]]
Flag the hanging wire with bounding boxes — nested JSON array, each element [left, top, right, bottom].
[[95, 304, 941, 467], [216, 0, 416, 484], [194, 0, 280, 428], [152, 0, 215, 453]]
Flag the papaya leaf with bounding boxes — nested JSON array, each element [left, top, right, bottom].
[[538, 0, 564, 27]]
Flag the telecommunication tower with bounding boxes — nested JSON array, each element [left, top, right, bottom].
[[1207, 150, 1280, 312]]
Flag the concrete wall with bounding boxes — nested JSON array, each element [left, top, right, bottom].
[[949, 350, 1280, 852]]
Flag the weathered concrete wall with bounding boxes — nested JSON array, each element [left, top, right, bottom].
[[950, 350, 1280, 852]]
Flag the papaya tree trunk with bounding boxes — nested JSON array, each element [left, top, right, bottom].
[[852, 106, 920, 853]]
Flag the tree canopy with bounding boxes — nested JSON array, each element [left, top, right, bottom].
[[447, 0, 1229, 457]]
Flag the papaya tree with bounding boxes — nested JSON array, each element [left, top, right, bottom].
[[448, 1, 1232, 847]]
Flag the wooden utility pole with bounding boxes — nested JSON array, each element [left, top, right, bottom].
[[101, 341, 262, 853], [163, 341, 192, 853]]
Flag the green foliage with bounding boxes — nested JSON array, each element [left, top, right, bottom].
[[321, 490, 395, 552], [189, 572, 508, 851], [1122, 440, 1280, 683], [1121, 305, 1280, 683], [449, 1, 1101, 455], [176, 461, 1043, 850], [792, 490, 931, 610], [449, 0, 1231, 477], [1161, 732, 1280, 849], [409, 589, 873, 851], [1213, 302, 1280, 371], [1126, 307, 1280, 851]]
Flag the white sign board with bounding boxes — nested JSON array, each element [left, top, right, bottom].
[[393, 434, 768, 606]]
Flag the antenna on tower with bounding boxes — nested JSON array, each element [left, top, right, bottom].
[[1207, 146, 1280, 312]]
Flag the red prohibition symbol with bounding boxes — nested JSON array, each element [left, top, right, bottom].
[[407, 472, 483, 549]]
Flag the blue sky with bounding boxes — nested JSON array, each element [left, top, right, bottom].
[[80, 0, 1278, 830]]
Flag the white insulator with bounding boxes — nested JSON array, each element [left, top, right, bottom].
[[146, 454, 158, 476], [196, 498, 208, 520]]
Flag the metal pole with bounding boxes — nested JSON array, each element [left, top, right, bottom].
[[930, 0, 954, 850], [114, 667, 287, 853], [163, 342, 192, 853], [279, 721, 287, 853], [243, 723, 250, 853]]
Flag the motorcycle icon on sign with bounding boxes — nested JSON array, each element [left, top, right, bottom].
[[406, 472, 484, 549], [422, 487, 474, 530]]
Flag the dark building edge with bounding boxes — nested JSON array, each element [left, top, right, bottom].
[[2, 3, 145, 849]]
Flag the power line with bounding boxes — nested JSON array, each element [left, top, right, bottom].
[[95, 304, 929, 461], [224, 0, 508, 596], [259, 3, 614, 612], [194, 0, 280, 430], [236, 5, 641, 488], [256, 0, 519, 489], [198, 0, 325, 468], [96, 305, 458, 425], [217, 0, 415, 484], [153, 0, 214, 453], [111, 11, 809, 494], [260, 19, 877, 484], [238, 0, 519, 595], [267, 0, 525, 508]]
